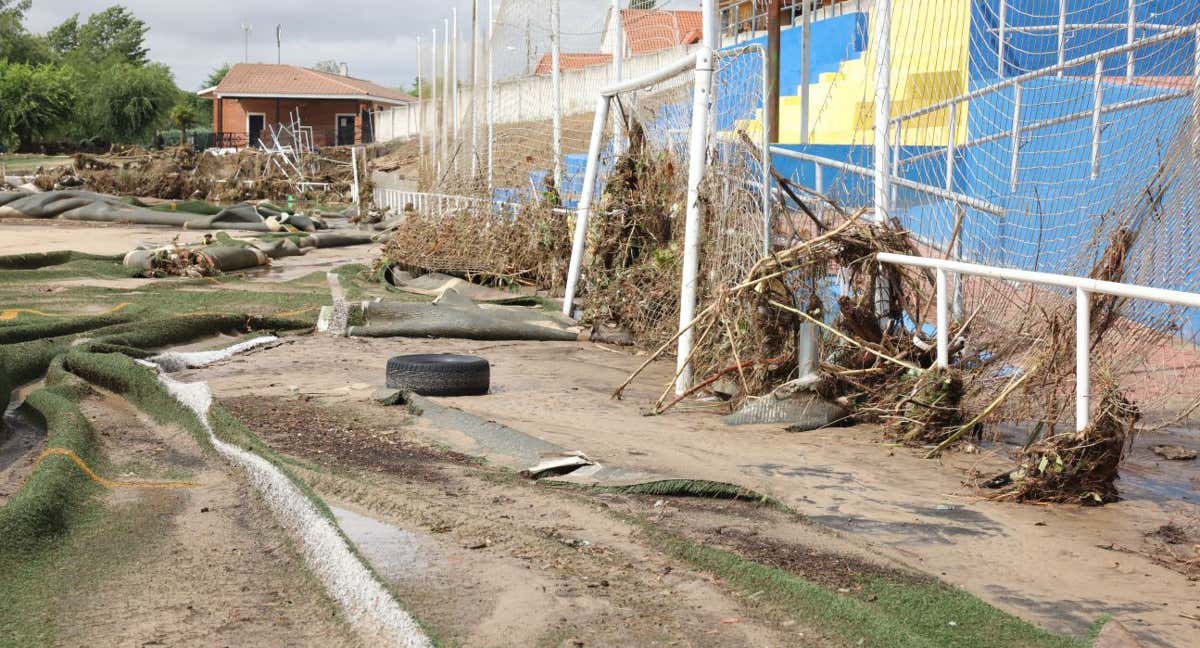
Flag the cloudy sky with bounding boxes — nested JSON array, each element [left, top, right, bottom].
[[25, 0, 700, 91]]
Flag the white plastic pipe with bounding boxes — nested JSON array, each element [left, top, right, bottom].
[[561, 95, 612, 317], [1076, 288, 1090, 431], [873, 0, 892, 222], [552, 0, 563, 191]]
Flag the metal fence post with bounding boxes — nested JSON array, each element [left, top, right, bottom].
[[1009, 84, 1022, 191], [1091, 59, 1104, 179], [1076, 288, 1090, 431], [1126, 0, 1136, 82], [552, 0, 563, 191], [874, 0, 892, 221], [998, 0, 1007, 76], [945, 102, 957, 191], [936, 268, 949, 368], [1057, 0, 1067, 77]]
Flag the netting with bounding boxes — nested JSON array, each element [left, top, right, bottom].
[[774, 0, 1200, 434]]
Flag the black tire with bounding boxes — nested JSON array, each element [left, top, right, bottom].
[[385, 354, 490, 396]]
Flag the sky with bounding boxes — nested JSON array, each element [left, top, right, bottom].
[[24, 0, 701, 92]]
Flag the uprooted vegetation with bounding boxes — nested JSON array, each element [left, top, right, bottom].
[[377, 111, 1194, 506], [28, 144, 361, 203]]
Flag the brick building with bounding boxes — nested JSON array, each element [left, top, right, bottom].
[[197, 63, 414, 149]]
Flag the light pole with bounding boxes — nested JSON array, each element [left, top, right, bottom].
[[241, 23, 252, 63]]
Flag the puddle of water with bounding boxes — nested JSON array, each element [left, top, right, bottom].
[[331, 506, 433, 583]]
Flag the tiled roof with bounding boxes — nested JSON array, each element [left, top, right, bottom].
[[534, 52, 613, 76], [621, 9, 703, 55], [202, 63, 414, 104]]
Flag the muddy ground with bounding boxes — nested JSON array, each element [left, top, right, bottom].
[[2, 218, 1199, 647]]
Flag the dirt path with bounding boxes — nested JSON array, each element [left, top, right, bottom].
[[223, 393, 815, 647], [51, 391, 357, 647], [190, 336, 1200, 647], [0, 402, 44, 506]]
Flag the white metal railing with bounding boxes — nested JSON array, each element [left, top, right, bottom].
[[891, 22, 1200, 189], [876, 252, 1200, 431], [995, 0, 1166, 82], [372, 187, 574, 218], [770, 146, 1006, 216], [372, 188, 488, 215]]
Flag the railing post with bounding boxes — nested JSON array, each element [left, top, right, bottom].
[[814, 162, 824, 194], [1057, 0, 1067, 77], [997, 0, 1007, 76], [945, 102, 957, 191], [891, 120, 900, 206], [1091, 59, 1104, 179], [935, 267, 949, 368], [1076, 288, 1091, 431], [1126, 0, 1137, 82], [1009, 84, 1022, 192]]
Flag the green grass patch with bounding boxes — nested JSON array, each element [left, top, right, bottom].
[[634, 520, 1087, 648]]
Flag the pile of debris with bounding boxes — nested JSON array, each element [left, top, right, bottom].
[[31, 144, 359, 203]]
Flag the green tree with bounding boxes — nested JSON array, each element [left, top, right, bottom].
[[407, 77, 431, 99], [168, 102, 197, 143], [80, 62, 177, 142], [74, 6, 149, 65], [0, 61, 76, 149], [203, 63, 231, 89], [0, 0, 49, 64], [45, 13, 80, 55]]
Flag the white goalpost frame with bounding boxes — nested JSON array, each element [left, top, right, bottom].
[[560, 0, 722, 397]]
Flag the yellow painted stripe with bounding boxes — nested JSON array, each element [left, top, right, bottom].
[[0, 302, 130, 322], [34, 448, 200, 490]]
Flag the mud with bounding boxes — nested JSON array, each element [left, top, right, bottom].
[[51, 391, 357, 647], [187, 335, 1200, 647]]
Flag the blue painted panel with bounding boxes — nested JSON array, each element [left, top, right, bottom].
[[728, 13, 869, 91]]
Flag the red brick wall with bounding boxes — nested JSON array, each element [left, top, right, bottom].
[[211, 97, 375, 147]]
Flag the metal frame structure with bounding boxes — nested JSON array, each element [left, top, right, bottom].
[[891, 23, 1200, 191], [876, 252, 1200, 432]]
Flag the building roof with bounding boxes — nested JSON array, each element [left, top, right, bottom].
[[198, 63, 415, 105], [534, 52, 614, 76], [620, 9, 703, 55]]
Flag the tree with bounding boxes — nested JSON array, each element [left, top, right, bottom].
[[73, 6, 149, 65], [191, 63, 231, 127], [46, 13, 80, 55], [0, 61, 76, 149], [169, 103, 197, 143], [0, 0, 49, 64], [630, 0, 658, 8], [313, 60, 341, 74], [80, 62, 177, 142], [407, 77, 432, 99], [203, 63, 231, 89]]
